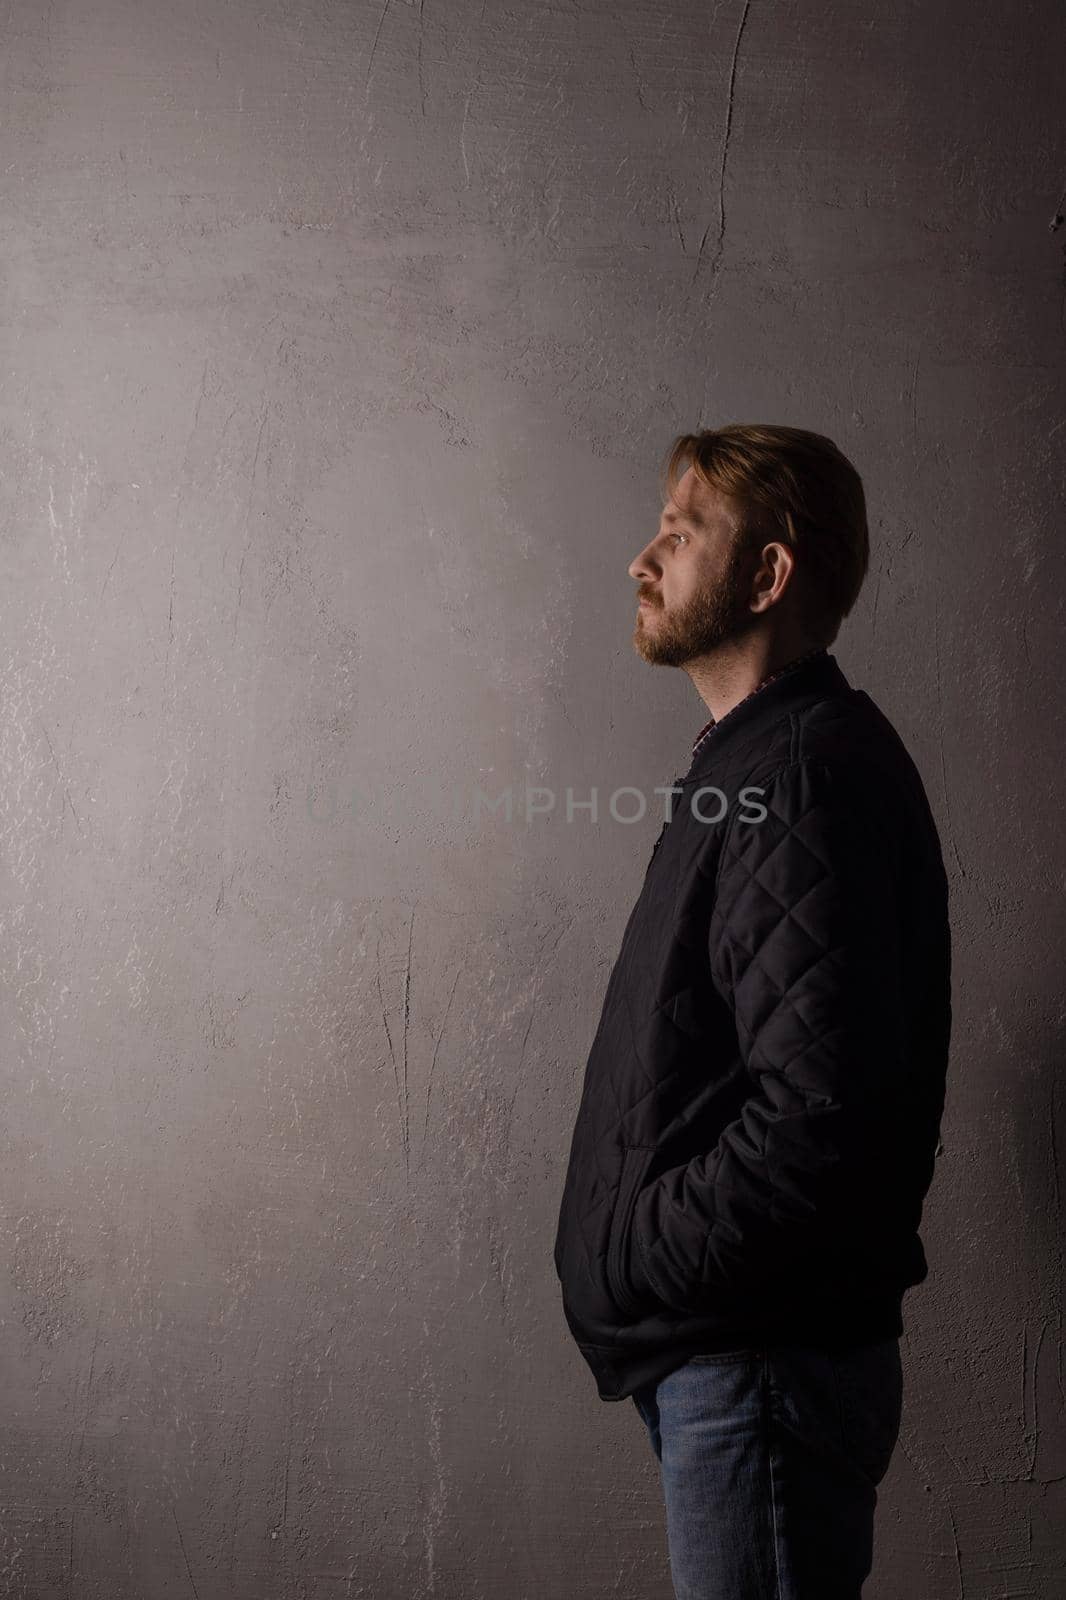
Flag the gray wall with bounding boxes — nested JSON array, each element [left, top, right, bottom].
[[1, 0, 1063, 1595]]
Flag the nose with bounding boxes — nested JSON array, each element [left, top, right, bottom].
[[628, 541, 661, 582]]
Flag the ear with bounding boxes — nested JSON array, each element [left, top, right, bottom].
[[750, 540, 796, 612]]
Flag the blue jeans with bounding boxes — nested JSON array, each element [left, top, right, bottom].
[[631, 1338, 903, 1599]]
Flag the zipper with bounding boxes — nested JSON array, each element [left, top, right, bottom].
[[646, 775, 684, 869]]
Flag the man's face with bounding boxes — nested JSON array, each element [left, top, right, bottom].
[[628, 467, 761, 667]]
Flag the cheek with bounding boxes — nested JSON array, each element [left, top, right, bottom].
[[691, 553, 723, 595], [671, 562, 705, 605]]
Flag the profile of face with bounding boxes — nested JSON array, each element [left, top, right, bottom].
[[628, 466, 765, 668]]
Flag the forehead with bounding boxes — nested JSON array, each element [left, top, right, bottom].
[[662, 466, 736, 530]]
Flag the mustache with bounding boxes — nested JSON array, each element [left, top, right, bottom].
[[636, 587, 662, 606]]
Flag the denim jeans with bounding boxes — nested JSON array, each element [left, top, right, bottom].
[[631, 1338, 903, 1599]]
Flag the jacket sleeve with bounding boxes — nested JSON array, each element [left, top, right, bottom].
[[625, 756, 906, 1313]]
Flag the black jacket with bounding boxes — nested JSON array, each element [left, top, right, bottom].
[[553, 650, 952, 1402]]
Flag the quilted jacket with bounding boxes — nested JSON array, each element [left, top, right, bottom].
[[553, 649, 952, 1402]]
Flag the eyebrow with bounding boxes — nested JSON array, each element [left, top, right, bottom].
[[662, 508, 703, 529]]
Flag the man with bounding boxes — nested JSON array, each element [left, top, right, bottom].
[[552, 424, 952, 1598]]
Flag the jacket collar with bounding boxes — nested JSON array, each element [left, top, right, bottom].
[[690, 643, 829, 759], [682, 648, 853, 781]]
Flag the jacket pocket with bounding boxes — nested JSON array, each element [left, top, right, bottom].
[[605, 1145, 654, 1317]]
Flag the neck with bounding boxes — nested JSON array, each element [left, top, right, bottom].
[[685, 632, 826, 723]]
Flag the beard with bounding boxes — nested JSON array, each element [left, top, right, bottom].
[[632, 538, 758, 667]]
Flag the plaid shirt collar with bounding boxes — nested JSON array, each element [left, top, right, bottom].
[[691, 645, 829, 759]]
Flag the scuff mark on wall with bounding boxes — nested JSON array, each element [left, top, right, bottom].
[[691, 0, 753, 290]]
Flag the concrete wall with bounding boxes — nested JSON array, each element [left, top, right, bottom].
[[1, 1, 1063, 1595]]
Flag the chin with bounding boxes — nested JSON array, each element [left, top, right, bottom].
[[633, 633, 672, 667]]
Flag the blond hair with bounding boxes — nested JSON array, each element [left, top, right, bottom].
[[661, 423, 870, 646]]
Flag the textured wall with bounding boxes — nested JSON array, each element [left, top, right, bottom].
[[1, 0, 1064, 1595]]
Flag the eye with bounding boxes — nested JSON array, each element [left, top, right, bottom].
[[670, 532, 688, 545]]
